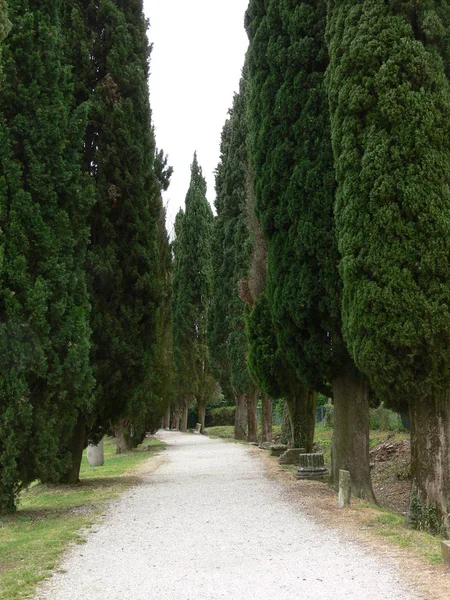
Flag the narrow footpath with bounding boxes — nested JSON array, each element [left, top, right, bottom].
[[36, 431, 420, 600]]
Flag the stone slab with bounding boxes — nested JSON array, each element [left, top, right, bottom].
[[87, 439, 105, 467], [258, 442, 272, 450], [270, 444, 288, 457], [279, 448, 306, 465], [441, 541, 450, 566], [338, 469, 351, 508]]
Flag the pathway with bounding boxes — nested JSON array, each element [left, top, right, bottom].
[[36, 431, 420, 600]]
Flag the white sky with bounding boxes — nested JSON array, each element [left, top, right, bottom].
[[144, 0, 250, 235]]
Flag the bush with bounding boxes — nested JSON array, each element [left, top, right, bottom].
[[370, 406, 404, 432], [207, 406, 236, 426]]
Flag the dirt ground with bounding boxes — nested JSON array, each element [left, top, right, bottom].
[[370, 436, 411, 514], [251, 445, 450, 600]]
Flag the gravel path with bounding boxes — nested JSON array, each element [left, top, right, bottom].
[[36, 431, 421, 600]]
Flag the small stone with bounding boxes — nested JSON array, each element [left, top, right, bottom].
[[279, 448, 306, 465], [270, 444, 288, 457], [338, 469, 351, 508], [441, 541, 450, 567]]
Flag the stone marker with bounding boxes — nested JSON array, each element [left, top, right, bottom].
[[87, 439, 105, 467], [194, 423, 202, 434], [270, 444, 288, 457], [279, 448, 306, 466], [296, 453, 328, 481], [338, 469, 351, 508], [441, 541, 450, 567]]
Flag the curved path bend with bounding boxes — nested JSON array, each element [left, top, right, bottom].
[[36, 431, 420, 600]]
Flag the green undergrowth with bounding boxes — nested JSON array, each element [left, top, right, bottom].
[[363, 504, 443, 565], [0, 437, 164, 600]]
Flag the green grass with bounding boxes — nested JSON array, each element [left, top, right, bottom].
[[363, 504, 443, 565], [0, 437, 164, 600]]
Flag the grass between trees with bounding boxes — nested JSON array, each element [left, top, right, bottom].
[[0, 438, 164, 600], [206, 423, 443, 566]]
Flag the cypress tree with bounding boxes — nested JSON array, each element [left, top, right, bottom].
[[0, 0, 94, 509], [209, 87, 260, 442], [172, 156, 215, 431], [327, 0, 450, 528], [71, 0, 162, 453]]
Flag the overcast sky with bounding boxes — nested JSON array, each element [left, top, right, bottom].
[[143, 0, 250, 235]]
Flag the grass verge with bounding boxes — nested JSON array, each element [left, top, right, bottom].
[[0, 437, 164, 600]]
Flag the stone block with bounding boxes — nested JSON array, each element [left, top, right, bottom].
[[258, 442, 272, 450], [338, 469, 351, 508], [194, 423, 202, 434], [296, 453, 328, 481], [270, 444, 288, 457], [441, 541, 450, 567], [279, 448, 306, 465], [87, 439, 104, 467]]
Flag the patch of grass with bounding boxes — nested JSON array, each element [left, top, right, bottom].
[[0, 437, 164, 600], [364, 504, 443, 565]]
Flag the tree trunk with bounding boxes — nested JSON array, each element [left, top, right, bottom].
[[247, 389, 259, 442], [115, 418, 133, 454], [171, 404, 180, 430], [261, 394, 273, 442], [234, 391, 248, 441], [180, 399, 189, 433], [61, 414, 86, 483], [331, 369, 376, 502], [164, 405, 171, 429], [280, 399, 292, 445], [286, 387, 316, 451], [409, 393, 450, 535], [198, 403, 206, 432]]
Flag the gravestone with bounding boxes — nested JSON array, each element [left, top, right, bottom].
[[296, 453, 328, 481], [279, 448, 306, 465], [338, 469, 351, 508], [87, 439, 105, 467], [270, 444, 288, 457], [441, 541, 450, 566]]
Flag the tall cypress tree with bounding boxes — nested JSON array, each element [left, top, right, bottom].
[[327, 0, 450, 529], [0, 0, 94, 510], [172, 156, 215, 431], [209, 87, 260, 442], [70, 0, 161, 453]]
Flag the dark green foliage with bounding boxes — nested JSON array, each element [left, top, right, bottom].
[[0, 1, 10, 45], [0, 0, 93, 510], [74, 0, 161, 438], [172, 156, 215, 417], [326, 0, 450, 404], [245, 0, 345, 394], [209, 85, 254, 401]]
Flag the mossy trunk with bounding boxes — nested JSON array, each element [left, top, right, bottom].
[[331, 369, 375, 502], [409, 393, 450, 536], [280, 399, 292, 445], [60, 414, 86, 484], [115, 418, 133, 454], [286, 388, 316, 451], [198, 404, 206, 432], [180, 399, 189, 433], [247, 389, 259, 442], [261, 394, 272, 442], [234, 391, 248, 441], [164, 405, 171, 429], [171, 404, 180, 430]]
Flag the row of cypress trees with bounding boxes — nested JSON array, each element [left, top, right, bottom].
[[210, 0, 450, 534], [0, 1, 172, 512]]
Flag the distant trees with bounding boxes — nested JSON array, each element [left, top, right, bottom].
[[0, 0, 94, 510], [172, 156, 215, 431], [327, 0, 450, 530]]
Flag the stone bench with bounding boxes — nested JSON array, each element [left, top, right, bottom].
[[279, 448, 306, 465]]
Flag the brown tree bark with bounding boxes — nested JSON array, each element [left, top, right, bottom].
[[246, 389, 259, 442], [197, 403, 206, 432], [261, 394, 273, 442], [60, 414, 86, 484], [180, 399, 189, 432], [331, 368, 376, 502], [234, 391, 248, 441], [171, 404, 180, 430], [164, 405, 171, 429], [115, 418, 133, 454], [286, 387, 316, 451], [409, 393, 450, 535], [280, 399, 292, 445]]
